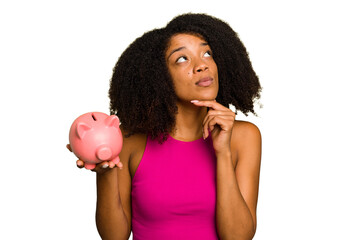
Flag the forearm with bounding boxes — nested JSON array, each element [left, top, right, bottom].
[[216, 152, 255, 240], [96, 169, 129, 240]]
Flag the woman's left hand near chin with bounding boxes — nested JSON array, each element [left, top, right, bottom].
[[191, 100, 235, 156]]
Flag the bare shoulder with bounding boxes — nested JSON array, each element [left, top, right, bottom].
[[231, 121, 262, 165], [119, 127, 147, 160], [119, 127, 147, 178], [231, 120, 261, 146]]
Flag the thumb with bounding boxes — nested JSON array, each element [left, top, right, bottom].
[[76, 159, 84, 168], [66, 144, 73, 152]]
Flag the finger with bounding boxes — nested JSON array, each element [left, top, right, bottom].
[[66, 144, 73, 152], [202, 111, 235, 132], [203, 115, 224, 138], [191, 100, 228, 110], [100, 162, 110, 169], [91, 162, 110, 172], [89, 160, 123, 172], [76, 159, 84, 168], [203, 115, 218, 138], [206, 109, 234, 116], [108, 161, 115, 169], [116, 161, 124, 169], [202, 116, 210, 139], [203, 115, 234, 138], [208, 116, 234, 132], [203, 110, 235, 125]]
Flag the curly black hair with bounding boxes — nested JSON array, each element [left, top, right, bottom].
[[109, 13, 261, 142]]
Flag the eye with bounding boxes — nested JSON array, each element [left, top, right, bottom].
[[176, 56, 187, 63], [204, 50, 212, 57]]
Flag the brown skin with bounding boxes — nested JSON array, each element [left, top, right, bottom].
[[69, 34, 261, 240], [166, 33, 219, 104]]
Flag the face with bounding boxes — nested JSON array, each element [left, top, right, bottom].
[[165, 33, 219, 103]]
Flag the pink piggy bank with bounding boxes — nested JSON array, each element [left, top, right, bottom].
[[69, 112, 123, 170]]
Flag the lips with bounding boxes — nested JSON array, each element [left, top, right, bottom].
[[196, 77, 213, 87]]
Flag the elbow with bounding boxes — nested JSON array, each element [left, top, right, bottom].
[[247, 221, 257, 239], [95, 214, 131, 240], [248, 227, 256, 240], [220, 222, 256, 240], [240, 214, 256, 240], [231, 231, 256, 240], [238, 227, 256, 240], [243, 220, 256, 240]]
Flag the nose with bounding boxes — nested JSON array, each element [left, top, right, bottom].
[[194, 59, 208, 73]]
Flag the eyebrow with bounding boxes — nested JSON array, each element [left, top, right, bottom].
[[167, 42, 209, 61]]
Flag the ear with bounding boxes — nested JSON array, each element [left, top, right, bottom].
[[104, 115, 120, 128], [76, 122, 92, 139]]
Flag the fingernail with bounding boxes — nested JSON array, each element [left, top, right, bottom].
[[76, 161, 83, 168], [191, 100, 199, 103], [102, 164, 109, 169]]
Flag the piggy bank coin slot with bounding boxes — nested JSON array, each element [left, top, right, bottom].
[[92, 113, 97, 121]]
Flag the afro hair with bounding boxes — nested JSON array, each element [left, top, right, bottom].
[[109, 13, 261, 142]]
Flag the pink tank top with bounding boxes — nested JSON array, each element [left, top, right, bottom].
[[131, 135, 218, 239]]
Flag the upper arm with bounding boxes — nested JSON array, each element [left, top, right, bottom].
[[117, 130, 147, 236], [117, 135, 133, 236], [232, 121, 262, 228]]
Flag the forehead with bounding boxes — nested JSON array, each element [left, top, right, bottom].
[[167, 33, 207, 49]]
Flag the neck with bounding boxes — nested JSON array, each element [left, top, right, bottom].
[[170, 101, 207, 141]]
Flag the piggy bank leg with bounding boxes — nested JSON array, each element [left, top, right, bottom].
[[84, 163, 96, 170]]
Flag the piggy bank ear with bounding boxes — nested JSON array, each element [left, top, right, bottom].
[[105, 115, 120, 128], [76, 122, 92, 139]]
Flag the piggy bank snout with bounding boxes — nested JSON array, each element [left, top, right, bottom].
[[96, 146, 113, 161]]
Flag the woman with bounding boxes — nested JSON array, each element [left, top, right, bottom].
[[69, 13, 262, 240]]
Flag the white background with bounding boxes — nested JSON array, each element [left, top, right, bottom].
[[1, 0, 359, 239]]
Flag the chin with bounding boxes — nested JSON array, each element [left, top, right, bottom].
[[198, 92, 218, 101], [198, 96, 218, 101]]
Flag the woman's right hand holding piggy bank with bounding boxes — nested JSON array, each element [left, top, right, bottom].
[[66, 144, 123, 173], [68, 112, 124, 173]]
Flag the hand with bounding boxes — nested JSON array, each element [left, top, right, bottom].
[[191, 100, 235, 155], [66, 144, 123, 173]]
